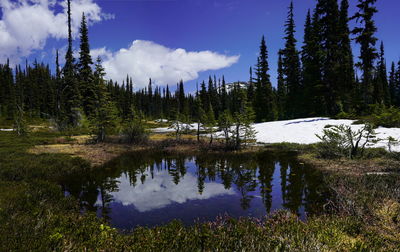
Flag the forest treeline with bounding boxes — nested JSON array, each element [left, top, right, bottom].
[[1, 0, 400, 137]]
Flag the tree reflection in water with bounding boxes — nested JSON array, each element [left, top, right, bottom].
[[59, 151, 328, 228]]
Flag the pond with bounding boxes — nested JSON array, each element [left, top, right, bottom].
[[60, 151, 329, 230]]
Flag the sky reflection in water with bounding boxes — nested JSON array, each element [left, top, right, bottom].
[[61, 152, 328, 229]]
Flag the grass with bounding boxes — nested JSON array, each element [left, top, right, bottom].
[[1, 130, 400, 250]]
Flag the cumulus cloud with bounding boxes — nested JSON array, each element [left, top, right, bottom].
[[106, 170, 235, 212], [98, 40, 239, 88], [0, 0, 109, 62]]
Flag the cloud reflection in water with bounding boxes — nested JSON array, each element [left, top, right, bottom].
[[109, 170, 235, 212]]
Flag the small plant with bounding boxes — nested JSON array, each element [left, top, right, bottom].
[[368, 104, 400, 128], [218, 110, 233, 148], [316, 123, 378, 159], [387, 136, 399, 153], [230, 104, 257, 150], [122, 111, 149, 144], [13, 104, 28, 136], [169, 113, 190, 141]]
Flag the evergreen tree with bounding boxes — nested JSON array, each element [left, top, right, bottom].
[[388, 62, 397, 106], [78, 13, 95, 117], [277, 51, 286, 119], [0, 62, 16, 119], [338, 0, 355, 111], [60, 0, 81, 128], [352, 0, 379, 109], [395, 61, 400, 106], [218, 110, 233, 148], [177, 80, 186, 114], [205, 102, 216, 144], [374, 41, 389, 104], [194, 95, 206, 142], [220, 76, 228, 111], [254, 36, 276, 122], [302, 9, 325, 116], [247, 67, 255, 107], [281, 1, 301, 118], [316, 0, 342, 115], [91, 57, 118, 142]]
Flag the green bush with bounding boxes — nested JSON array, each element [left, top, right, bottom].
[[367, 105, 400, 128], [122, 118, 149, 144], [316, 124, 378, 159]]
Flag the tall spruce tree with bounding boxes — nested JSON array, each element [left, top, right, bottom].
[[254, 36, 276, 122], [338, 0, 355, 111], [281, 1, 301, 119], [177, 80, 186, 114], [302, 9, 325, 116], [352, 0, 378, 110], [78, 13, 96, 117], [60, 0, 81, 128], [374, 41, 389, 105], [277, 51, 286, 119], [395, 61, 400, 106], [316, 0, 342, 115], [247, 67, 255, 109], [91, 57, 118, 142], [388, 62, 397, 106]]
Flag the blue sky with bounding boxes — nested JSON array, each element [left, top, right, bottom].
[[1, 0, 400, 91]]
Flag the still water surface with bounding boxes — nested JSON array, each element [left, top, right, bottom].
[[61, 151, 328, 230]]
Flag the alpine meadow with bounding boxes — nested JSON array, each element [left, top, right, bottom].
[[1, 0, 400, 251]]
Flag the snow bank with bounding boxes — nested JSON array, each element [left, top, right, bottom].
[[0, 129, 13, 132], [149, 117, 400, 152], [152, 123, 200, 133], [253, 117, 400, 152]]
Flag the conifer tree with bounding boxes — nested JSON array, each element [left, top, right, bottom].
[[60, 0, 81, 128], [0, 62, 16, 119], [281, 1, 301, 118], [177, 80, 186, 114], [338, 0, 355, 111], [199, 80, 208, 111], [374, 42, 389, 104], [247, 67, 255, 107], [78, 13, 95, 117], [302, 9, 325, 116], [388, 62, 397, 106], [220, 76, 228, 111], [352, 0, 379, 109], [194, 95, 206, 142], [254, 36, 276, 122], [205, 102, 216, 144], [91, 57, 118, 142], [316, 0, 342, 115], [395, 61, 400, 106], [218, 110, 233, 148], [277, 51, 286, 119]]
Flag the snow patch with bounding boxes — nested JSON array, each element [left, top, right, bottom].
[[0, 129, 13, 132], [253, 117, 400, 152]]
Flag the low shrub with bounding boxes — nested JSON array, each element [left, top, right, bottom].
[[121, 119, 149, 144], [316, 124, 378, 159], [359, 105, 400, 128]]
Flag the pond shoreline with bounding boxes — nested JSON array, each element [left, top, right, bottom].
[[2, 131, 400, 250]]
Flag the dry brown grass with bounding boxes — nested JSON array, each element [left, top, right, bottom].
[[29, 142, 136, 166], [298, 153, 400, 176], [28, 132, 263, 166]]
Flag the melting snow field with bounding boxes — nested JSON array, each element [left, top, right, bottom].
[[151, 117, 400, 152], [254, 117, 400, 152]]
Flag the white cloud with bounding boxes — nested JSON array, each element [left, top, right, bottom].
[[103, 170, 235, 212], [98, 40, 239, 88], [0, 0, 110, 62], [90, 47, 112, 62]]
